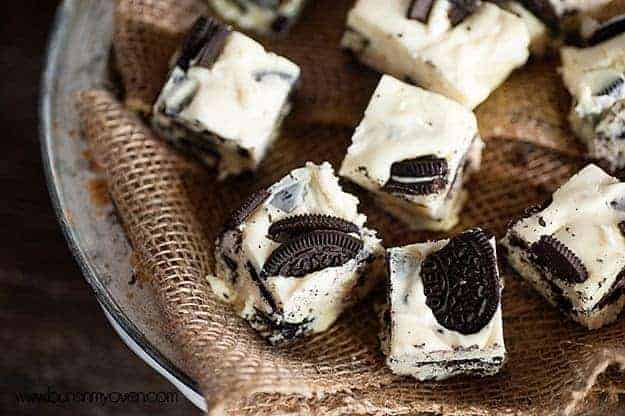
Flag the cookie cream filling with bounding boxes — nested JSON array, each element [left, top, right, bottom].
[[340, 76, 483, 230], [153, 29, 300, 178], [382, 231, 505, 380], [208, 0, 308, 34], [503, 165, 625, 315], [341, 0, 530, 108], [212, 162, 384, 343]]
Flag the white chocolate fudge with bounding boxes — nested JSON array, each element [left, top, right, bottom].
[[381, 228, 506, 380], [560, 32, 625, 171], [502, 164, 625, 329], [499, 1, 553, 55], [153, 18, 300, 179], [212, 162, 385, 344], [208, 0, 308, 34], [341, 0, 530, 108], [340, 76, 483, 231]]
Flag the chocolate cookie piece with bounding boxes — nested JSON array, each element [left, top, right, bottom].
[[390, 155, 448, 178], [177, 17, 232, 71], [268, 214, 360, 242], [519, 0, 559, 28], [588, 16, 625, 46], [447, 0, 479, 26], [596, 77, 625, 98], [530, 235, 589, 283], [619, 221, 625, 237], [383, 178, 448, 195], [420, 229, 500, 335], [407, 0, 435, 23], [261, 230, 363, 278], [383, 155, 449, 196], [227, 189, 270, 228]]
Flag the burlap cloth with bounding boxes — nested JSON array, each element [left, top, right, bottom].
[[75, 0, 625, 414]]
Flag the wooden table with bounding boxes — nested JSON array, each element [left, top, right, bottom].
[[0, 2, 197, 414]]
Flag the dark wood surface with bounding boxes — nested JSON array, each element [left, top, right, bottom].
[[0, 2, 198, 414]]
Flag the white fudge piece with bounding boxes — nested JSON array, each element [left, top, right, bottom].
[[341, 0, 530, 108], [560, 32, 625, 171], [381, 228, 506, 380], [208, 0, 308, 34], [501, 164, 625, 329], [340, 76, 483, 231], [153, 18, 300, 179], [212, 162, 385, 344], [500, 1, 553, 55]]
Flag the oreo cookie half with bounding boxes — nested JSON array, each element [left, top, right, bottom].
[[587, 16, 625, 46], [420, 228, 500, 335], [407, 0, 435, 23], [227, 189, 270, 228], [530, 235, 589, 284], [519, 0, 559, 28], [261, 230, 363, 278], [384, 155, 448, 196], [267, 214, 360, 243], [177, 17, 232, 71], [595, 76, 625, 98]]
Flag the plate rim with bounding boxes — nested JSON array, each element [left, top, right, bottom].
[[39, 0, 203, 403]]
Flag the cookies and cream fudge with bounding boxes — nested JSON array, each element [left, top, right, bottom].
[[381, 228, 506, 380], [152, 17, 300, 179], [560, 31, 625, 171], [208, 0, 308, 34], [502, 164, 625, 329], [498, 1, 553, 55], [341, 0, 530, 108], [340, 76, 483, 231], [211, 162, 385, 344]]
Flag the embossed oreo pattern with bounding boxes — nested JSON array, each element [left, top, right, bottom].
[[420, 229, 500, 335], [531, 235, 589, 284], [227, 189, 270, 228], [267, 214, 360, 242], [261, 230, 363, 278]]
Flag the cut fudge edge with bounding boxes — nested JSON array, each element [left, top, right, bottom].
[[152, 65, 299, 179], [378, 303, 506, 381], [341, 135, 483, 232], [380, 236, 506, 381], [212, 227, 385, 344], [501, 232, 625, 329], [340, 27, 471, 108], [568, 103, 625, 172]]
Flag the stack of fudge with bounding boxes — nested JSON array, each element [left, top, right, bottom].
[[143, 0, 625, 383]]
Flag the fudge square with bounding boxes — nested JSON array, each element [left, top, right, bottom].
[[560, 31, 625, 171], [341, 0, 530, 108], [381, 228, 506, 380], [340, 75, 484, 231], [211, 162, 385, 344], [502, 164, 625, 329], [152, 17, 300, 179], [208, 0, 308, 34]]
